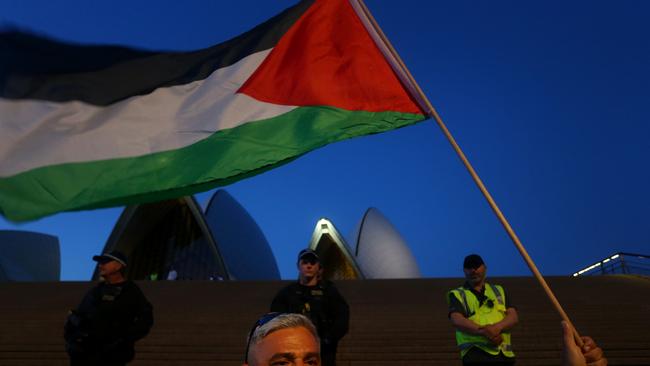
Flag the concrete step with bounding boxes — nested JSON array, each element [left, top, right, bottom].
[[0, 276, 648, 365]]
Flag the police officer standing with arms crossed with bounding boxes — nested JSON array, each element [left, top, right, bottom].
[[270, 249, 349, 366], [448, 254, 518, 365], [64, 250, 153, 366]]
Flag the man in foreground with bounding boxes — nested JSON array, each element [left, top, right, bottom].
[[448, 254, 518, 365], [270, 249, 349, 366], [244, 313, 320, 366], [64, 251, 153, 366]]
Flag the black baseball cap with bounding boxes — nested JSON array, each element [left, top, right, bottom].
[[93, 250, 128, 267], [298, 249, 320, 262], [463, 254, 484, 269]]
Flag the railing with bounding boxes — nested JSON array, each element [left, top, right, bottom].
[[572, 252, 650, 277]]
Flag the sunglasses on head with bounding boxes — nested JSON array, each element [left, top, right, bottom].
[[244, 312, 283, 363]]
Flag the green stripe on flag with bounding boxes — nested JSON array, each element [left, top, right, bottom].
[[0, 106, 425, 222]]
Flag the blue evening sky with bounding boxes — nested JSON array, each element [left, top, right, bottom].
[[1, 0, 648, 280]]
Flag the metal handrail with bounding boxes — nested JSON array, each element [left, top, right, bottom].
[[572, 252, 650, 276]]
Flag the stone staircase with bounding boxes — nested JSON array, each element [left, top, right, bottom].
[[0, 276, 648, 365]]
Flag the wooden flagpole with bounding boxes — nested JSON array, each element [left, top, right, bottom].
[[354, 0, 584, 346]]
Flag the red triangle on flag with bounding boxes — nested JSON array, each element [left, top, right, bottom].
[[239, 0, 424, 115]]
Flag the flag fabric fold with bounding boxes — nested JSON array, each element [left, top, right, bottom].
[[0, 0, 426, 222]]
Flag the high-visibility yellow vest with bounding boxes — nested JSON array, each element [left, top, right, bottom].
[[448, 283, 515, 358]]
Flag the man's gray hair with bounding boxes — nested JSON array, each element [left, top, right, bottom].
[[246, 313, 319, 360]]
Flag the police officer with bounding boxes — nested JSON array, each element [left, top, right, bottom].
[[448, 254, 518, 365], [64, 250, 153, 366], [270, 249, 349, 366]]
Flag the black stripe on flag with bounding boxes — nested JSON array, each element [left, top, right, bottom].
[[0, 0, 313, 106]]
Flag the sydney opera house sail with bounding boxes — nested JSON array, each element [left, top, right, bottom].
[[307, 208, 421, 280], [308, 219, 363, 280], [0, 230, 60, 281], [96, 197, 228, 281], [351, 207, 421, 278], [204, 190, 280, 280], [96, 190, 280, 281]]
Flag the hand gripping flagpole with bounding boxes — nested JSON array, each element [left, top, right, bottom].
[[352, 0, 584, 346]]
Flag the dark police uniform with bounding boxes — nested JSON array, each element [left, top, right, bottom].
[[271, 280, 349, 366], [65, 280, 153, 366]]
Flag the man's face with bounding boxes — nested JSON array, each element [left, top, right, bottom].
[[98, 260, 123, 277], [463, 264, 486, 286], [298, 257, 320, 279], [247, 326, 320, 366]]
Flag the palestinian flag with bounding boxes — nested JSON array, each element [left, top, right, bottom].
[[0, 0, 427, 222]]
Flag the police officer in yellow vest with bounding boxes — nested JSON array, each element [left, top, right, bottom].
[[448, 254, 519, 365]]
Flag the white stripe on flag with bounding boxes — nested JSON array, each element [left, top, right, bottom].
[[0, 49, 296, 177]]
